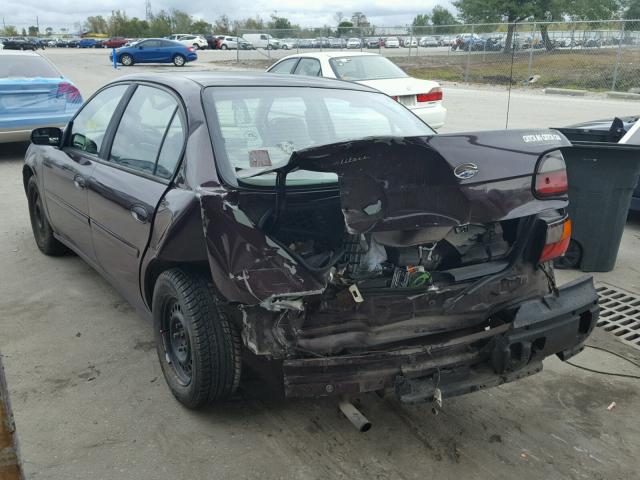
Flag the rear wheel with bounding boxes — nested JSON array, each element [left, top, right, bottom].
[[192, 43, 199, 50], [121, 54, 133, 66], [153, 269, 242, 408], [27, 177, 68, 256], [220, 44, 227, 50], [554, 239, 582, 269], [173, 54, 186, 66]]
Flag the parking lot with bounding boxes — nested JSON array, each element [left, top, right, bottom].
[[1, 48, 640, 479]]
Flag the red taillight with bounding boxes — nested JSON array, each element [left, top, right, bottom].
[[539, 218, 571, 263], [416, 87, 443, 102], [57, 82, 82, 104], [535, 151, 568, 197], [390, 95, 398, 101], [188, 47, 195, 52]]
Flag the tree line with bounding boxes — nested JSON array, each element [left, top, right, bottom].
[[1, 1, 638, 45]]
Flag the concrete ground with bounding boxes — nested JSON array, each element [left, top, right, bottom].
[[0, 49, 639, 480]]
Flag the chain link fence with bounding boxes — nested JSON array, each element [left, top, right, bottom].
[[234, 20, 640, 93]]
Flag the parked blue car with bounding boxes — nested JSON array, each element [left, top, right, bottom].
[[109, 39, 197, 67], [0, 51, 83, 143], [78, 38, 102, 48]]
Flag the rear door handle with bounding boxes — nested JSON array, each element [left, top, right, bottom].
[[73, 175, 86, 190], [130, 205, 149, 224]]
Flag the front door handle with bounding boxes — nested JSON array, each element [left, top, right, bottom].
[[130, 205, 149, 224], [73, 175, 86, 190]]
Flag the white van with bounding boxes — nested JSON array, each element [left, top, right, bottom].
[[242, 33, 280, 49]]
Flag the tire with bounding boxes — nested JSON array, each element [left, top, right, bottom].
[[121, 54, 133, 66], [153, 269, 242, 408], [266, 44, 273, 50], [192, 43, 199, 50], [282, 45, 288, 50], [26, 176, 68, 256], [220, 44, 227, 50], [173, 54, 186, 66], [553, 239, 582, 270]]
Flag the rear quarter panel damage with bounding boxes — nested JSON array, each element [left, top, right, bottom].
[[199, 188, 327, 305]]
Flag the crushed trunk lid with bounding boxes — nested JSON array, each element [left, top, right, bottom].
[[240, 129, 571, 235]]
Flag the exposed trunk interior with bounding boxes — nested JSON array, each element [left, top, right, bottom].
[[240, 189, 522, 295]]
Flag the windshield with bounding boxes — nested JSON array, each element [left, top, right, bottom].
[[329, 55, 408, 81], [0, 56, 60, 78], [204, 86, 434, 186]]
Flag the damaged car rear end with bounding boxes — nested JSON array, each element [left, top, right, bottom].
[[200, 82, 599, 404]]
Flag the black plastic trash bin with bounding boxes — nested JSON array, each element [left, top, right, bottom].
[[555, 125, 640, 272]]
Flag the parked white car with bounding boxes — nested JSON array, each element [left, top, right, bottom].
[[384, 37, 400, 48], [346, 38, 361, 49], [242, 33, 280, 49], [218, 36, 253, 50], [279, 38, 297, 50], [419, 36, 439, 47], [266, 52, 446, 129], [167, 34, 208, 50]]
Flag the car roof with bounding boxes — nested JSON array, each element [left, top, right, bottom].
[[273, 51, 380, 61], [112, 71, 379, 91]]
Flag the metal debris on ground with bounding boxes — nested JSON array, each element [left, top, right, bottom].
[[0, 353, 23, 480]]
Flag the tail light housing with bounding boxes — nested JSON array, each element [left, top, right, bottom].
[[188, 46, 195, 52], [535, 150, 568, 197], [56, 82, 82, 104], [539, 217, 571, 263], [416, 87, 443, 102]]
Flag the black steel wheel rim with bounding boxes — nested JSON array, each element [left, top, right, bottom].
[[162, 299, 192, 385]]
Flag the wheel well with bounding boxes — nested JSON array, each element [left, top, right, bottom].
[[144, 260, 211, 309]]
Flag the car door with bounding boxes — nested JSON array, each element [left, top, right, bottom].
[[42, 84, 129, 263], [159, 40, 176, 61], [87, 83, 186, 308], [137, 40, 162, 62]]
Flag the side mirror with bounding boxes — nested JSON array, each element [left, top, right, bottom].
[[138, 46, 144, 50], [31, 127, 63, 147]]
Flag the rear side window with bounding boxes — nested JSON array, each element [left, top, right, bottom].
[[293, 58, 321, 77], [0, 56, 60, 78], [155, 113, 185, 179], [109, 85, 179, 176], [269, 58, 298, 74], [70, 84, 129, 155]]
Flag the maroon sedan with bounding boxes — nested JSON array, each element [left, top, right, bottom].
[[101, 37, 128, 48], [23, 72, 598, 417]]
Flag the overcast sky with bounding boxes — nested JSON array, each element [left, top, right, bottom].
[[2, 0, 454, 30]]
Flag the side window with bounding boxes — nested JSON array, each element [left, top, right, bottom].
[[294, 58, 321, 77], [269, 58, 298, 74], [70, 84, 128, 155], [260, 35, 267, 40], [143, 40, 160, 48], [155, 113, 185, 179], [109, 85, 178, 176]]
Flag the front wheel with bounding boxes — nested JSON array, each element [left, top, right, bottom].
[[27, 176, 68, 256], [173, 54, 186, 66], [220, 44, 227, 50], [153, 269, 242, 408], [120, 54, 133, 66]]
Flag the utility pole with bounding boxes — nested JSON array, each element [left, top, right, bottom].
[[145, 0, 152, 22]]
